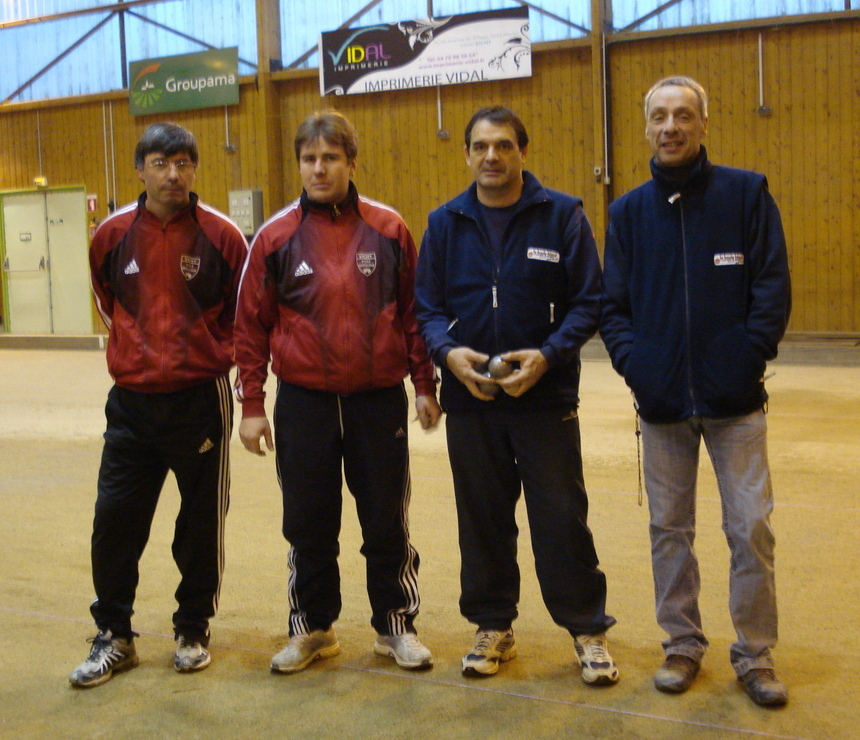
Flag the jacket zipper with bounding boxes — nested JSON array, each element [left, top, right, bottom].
[[675, 193, 698, 415]]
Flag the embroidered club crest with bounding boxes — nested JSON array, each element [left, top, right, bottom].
[[356, 252, 377, 277], [180, 255, 201, 280]]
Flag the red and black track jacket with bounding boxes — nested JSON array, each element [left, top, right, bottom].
[[234, 185, 436, 418], [90, 192, 249, 393]]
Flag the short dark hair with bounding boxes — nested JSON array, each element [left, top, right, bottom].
[[464, 106, 529, 150], [134, 123, 198, 168], [294, 110, 358, 162]]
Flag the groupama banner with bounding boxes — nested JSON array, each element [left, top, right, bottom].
[[319, 7, 530, 96], [129, 48, 239, 116]]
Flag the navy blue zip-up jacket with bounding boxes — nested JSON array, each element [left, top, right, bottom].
[[600, 148, 791, 423], [415, 171, 602, 413]]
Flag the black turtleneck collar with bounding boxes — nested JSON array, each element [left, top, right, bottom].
[[300, 181, 359, 221], [650, 146, 709, 191]]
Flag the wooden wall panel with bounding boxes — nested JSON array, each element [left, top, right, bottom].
[[2, 19, 859, 333]]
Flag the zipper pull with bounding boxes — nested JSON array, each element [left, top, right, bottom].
[[668, 193, 681, 204], [492, 284, 498, 308]]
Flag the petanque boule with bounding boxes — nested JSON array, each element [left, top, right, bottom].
[[488, 355, 516, 379], [474, 361, 501, 397]]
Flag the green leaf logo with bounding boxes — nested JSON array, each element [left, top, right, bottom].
[[131, 63, 163, 109]]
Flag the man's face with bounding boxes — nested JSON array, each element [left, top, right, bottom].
[[137, 151, 196, 216], [298, 138, 355, 204], [465, 120, 527, 199], [645, 85, 708, 167]]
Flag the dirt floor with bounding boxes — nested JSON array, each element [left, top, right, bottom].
[[0, 340, 858, 739]]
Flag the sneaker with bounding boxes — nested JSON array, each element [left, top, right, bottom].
[[461, 629, 516, 677], [270, 628, 341, 674], [574, 632, 619, 686], [654, 654, 700, 693], [69, 631, 139, 688], [374, 633, 433, 670], [174, 636, 211, 672], [739, 668, 788, 707]]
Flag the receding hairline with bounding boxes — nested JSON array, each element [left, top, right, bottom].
[[644, 77, 709, 120]]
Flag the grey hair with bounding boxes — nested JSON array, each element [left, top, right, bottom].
[[644, 76, 708, 120]]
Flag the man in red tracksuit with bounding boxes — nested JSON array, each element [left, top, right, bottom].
[[70, 122, 248, 688], [234, 110, 441, 674]]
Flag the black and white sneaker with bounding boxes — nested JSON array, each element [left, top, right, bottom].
[[174, 636, 212, 672], [574, 632, 619, 686], [69, 631, 139, 688], [461, 629, 516, 676]]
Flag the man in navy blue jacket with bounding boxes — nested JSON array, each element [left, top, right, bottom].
[[416, 106, 618, 685], [601, 77, 791, 707]]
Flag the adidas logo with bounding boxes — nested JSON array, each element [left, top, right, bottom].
[[394, 427, 406, 439], [124, 258, 140, 275], [294, 261, 313, 277], [198, 438, 215, 453]]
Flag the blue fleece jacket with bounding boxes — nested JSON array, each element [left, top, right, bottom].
[[600, 148, 792, 423], [416, 171, 602, 413]]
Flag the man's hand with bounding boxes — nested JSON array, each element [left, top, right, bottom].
[[445, 346, 495, 401], [415, 395, 442, 430], [239, 416, 274, 456], [496, 349, 549, 397]]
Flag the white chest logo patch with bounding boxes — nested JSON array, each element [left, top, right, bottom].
[[180, 255, 200, 280], [527, 248, 560, 263], [714, 253, 744, 266], [356, 252, 377, 276], [294, 260, 313, 277]]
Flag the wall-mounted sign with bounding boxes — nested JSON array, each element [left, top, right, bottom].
[[129, 48, 239, 116], [320, 7, 530, 96]]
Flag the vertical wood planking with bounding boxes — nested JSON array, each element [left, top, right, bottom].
[[1, 20, 859, 333]]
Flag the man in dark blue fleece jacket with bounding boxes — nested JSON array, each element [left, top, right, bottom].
[[416, 106, 618, 685], [601, 76, 791, 707]]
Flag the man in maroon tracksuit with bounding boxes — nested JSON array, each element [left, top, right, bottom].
[[70, 123, 248, 688], [234, 111, 441, 674]]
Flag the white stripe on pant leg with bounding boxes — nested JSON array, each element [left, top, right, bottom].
[[211, 374, 232, 616]]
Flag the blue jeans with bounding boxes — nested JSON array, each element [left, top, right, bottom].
[[640, 410, 778, 676]]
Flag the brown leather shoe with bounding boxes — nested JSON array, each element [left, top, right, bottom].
[[739, 668, 788, 707], [654, 654, 700, 693]]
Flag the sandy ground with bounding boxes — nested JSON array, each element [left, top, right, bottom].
[[0, 343, 858, 739]]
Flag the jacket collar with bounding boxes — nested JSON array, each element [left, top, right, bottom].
[[445, 170, 549, 219], [136, 191, 199, 223], [650, 146, 712, 194], [300, 181, 359, 221]]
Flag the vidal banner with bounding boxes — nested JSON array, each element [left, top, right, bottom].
[[319, 7, 530, 96]]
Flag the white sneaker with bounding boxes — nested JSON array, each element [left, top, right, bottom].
[[174, 636, 211, 672], [271, 628, 341, 674], [69, 631, 139, 688], [461, 629, 516, 676], [574, 632, 619, 685], [374, 633, 433, 670]]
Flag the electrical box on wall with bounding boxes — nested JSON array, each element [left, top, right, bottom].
[[228, 189, 264, 237]]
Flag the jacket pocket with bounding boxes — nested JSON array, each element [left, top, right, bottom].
[[624, 336, 687, 421], [698, 325, 766, 415]]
